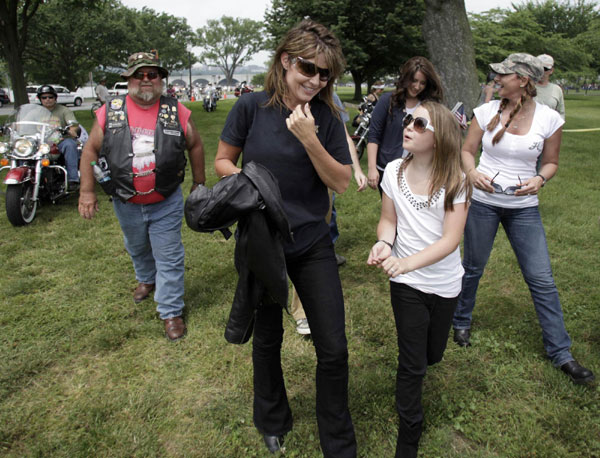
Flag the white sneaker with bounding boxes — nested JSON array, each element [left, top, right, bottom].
[[295, 318, 311, 335]]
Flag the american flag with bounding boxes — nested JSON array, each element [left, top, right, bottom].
[[451, 102, 468, 130]]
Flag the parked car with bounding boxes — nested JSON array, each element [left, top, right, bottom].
[[26, 84, 83, 106], [108, 82, 128, 97], [0, 88, 10, 106]]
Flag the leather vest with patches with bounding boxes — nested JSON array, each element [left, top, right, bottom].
[[99, 95, 186, 202]]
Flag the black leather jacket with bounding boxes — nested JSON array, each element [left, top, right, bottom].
[[185, 162, 292, 344]]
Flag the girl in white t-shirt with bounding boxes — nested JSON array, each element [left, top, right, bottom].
[[367, 101, 471, 457]]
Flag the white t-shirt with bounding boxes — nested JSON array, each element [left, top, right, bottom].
[[472, 100, 564, 209], [381, 159, 466, 298]]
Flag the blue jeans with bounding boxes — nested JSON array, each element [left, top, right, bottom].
[[452, 200, 573, 367], [58, 138, 80, 182], [112, 188, 185, 320]]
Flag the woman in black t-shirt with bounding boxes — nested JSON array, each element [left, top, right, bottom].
[[215, 20, 357, 457]]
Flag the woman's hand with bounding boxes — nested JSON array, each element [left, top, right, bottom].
[[354, 168, 368, 191], [286, 103, 317, 143], [469, 168, 495, 193], [367, 240, 392, 266], [514, 175, 544, 196], [380, 256, 409, 278], [367, 167, 380, 190]]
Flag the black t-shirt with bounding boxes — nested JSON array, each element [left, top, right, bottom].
[[221, 91, 351, 256]]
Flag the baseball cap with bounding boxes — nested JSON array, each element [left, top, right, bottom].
[[121, 52, 168, 79], [537, 54, 554, 69], [489, 53, 544, 83]]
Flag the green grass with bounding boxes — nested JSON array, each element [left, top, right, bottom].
[[0, 95, 599, 457]]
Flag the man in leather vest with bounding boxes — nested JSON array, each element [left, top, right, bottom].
[[78, 52, 206, 341]]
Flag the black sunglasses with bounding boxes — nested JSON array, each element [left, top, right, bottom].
[[132, 70, 160, 80], [291, 56, 331, 82], [490, 172, 522, 195], [40, 95, 56, 100], [402, 114, 435, 133], [544, 67, 553, 71]]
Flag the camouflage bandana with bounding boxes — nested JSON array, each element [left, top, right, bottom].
[[489, 53, 544, 83], [121, 52, 168, 79]]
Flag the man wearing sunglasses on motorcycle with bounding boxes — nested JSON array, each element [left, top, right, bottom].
[[37, 84, 81, 191], [78, 52, 206, 342]]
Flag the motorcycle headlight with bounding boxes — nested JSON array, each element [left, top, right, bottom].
[[14, 139, 35, 158], [0, 142, 8, 155], [38, 143, 50, 155]]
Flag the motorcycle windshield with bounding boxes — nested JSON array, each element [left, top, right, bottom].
[[8, 104, 58, 142]]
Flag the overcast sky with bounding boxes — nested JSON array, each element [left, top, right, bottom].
[[120, 0, 520, 66]]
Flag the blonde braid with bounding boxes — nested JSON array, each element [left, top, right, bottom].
[[487, 98, 508, 132], [492, 94, 525, 145]]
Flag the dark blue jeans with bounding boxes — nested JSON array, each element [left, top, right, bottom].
[[452, 200, 573, 367], [252, 234, 356, 458], [391, 282, 457, 458]]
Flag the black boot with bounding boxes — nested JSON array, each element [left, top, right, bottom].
[[263, 434, 285, 453], [453, 328, 471, 347], [560, 360, 595, 385]]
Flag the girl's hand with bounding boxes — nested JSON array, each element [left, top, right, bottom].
[[380, 256, 409, 278], [469, 169, 494, 193], [367, 241, 391, 265], [286, 103, 317, 143], [514, 175, 543, 196]]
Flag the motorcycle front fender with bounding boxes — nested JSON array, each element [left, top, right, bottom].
[[4, 166, 33, 185]]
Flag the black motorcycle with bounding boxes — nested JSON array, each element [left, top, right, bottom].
[[351, 97, 374, 160]]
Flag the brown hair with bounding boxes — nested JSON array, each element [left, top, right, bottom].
[[264, 19, 345, 116], [487, 78, 537, 145], [390, 56, 444, 116], [400, 101, 471, 211]]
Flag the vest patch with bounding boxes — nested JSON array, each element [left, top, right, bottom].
[[164, 129, 181, 137]]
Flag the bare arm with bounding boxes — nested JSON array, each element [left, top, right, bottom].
[[514, 127, 561, 196], [366, 142, 380, 190], [343, 124, 367, 191], [286, 104, 351, 194], [215, 140, 242, 177], [462, 117, 495, 193], [185, 118, 206, 193], [367, 192, 396, 265], [78, 121, 103, 219]]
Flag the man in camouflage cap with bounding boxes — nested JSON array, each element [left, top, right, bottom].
[[490, 53, 544, 83], [121, 52, 168, 79], [79, 52, 206, 341]]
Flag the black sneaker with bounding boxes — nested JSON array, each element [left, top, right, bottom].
[[68, 181, 80, 192]]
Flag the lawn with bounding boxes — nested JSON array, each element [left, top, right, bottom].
[[0, 94, 598, 457]]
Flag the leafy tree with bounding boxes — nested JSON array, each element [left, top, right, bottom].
[[469, 0, 599, 82], [196, 16, 264, 86], [0, 0, 46, 106], [21, 2, 195, 91], [129, 7, 196, 80], [265, 0, 425, 100], [251, 72, 265, 87]]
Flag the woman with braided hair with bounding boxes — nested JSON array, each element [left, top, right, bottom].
[[451, 53, 594, 385]]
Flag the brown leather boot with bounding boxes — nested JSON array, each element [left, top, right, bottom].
[[163, 316, 187, 341], [133, 282, 155, 303]]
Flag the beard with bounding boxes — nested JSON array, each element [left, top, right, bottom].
[[129, 83, 163, 103]]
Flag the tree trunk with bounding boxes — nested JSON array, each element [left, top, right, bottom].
[[422, 0, 479, 117], [5, 51, 28, 107], [351, 70, 362, 101]]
